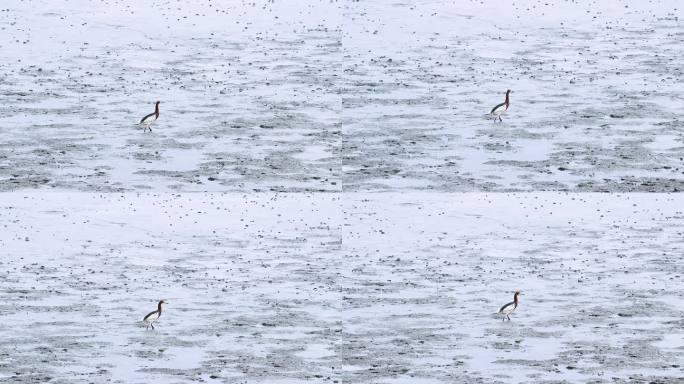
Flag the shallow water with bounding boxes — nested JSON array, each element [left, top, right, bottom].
[[1, 0, 683, 383], [338, 193, 684, 383], [1, 0, 682, 192], [0, 193, 682, 383]]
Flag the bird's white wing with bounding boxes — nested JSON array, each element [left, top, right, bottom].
[[490, 102, 507, 115], [143, 310, 160, 322], [498, 301, 515, 314], [139, 112, 156, 125]]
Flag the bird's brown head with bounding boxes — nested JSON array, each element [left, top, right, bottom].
[[158, 299, 166, 305], [155, 101, 160, 105], [514, 290, 522, 296], [506, 89, 512, 95]]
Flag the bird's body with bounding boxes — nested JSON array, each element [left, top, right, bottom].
[[143, 300, 166, 330], [490, 90, 511, 122], [139, 101, 160, 132], [497, 291, 521, 321]]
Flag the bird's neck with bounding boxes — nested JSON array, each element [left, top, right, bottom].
[[157, 303, 163, 312], [505, 93, 510, 107], [513, 294, 518, 305], [154, 104, 160, 117]]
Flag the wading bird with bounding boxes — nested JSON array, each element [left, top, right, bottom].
[[497, 290, 521, 321], [139, 101, 160, 132], [143, 300, 166, 330], [490, 90, 511, 122]]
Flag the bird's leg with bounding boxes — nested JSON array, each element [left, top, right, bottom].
[[151, 323, 155, 330]]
